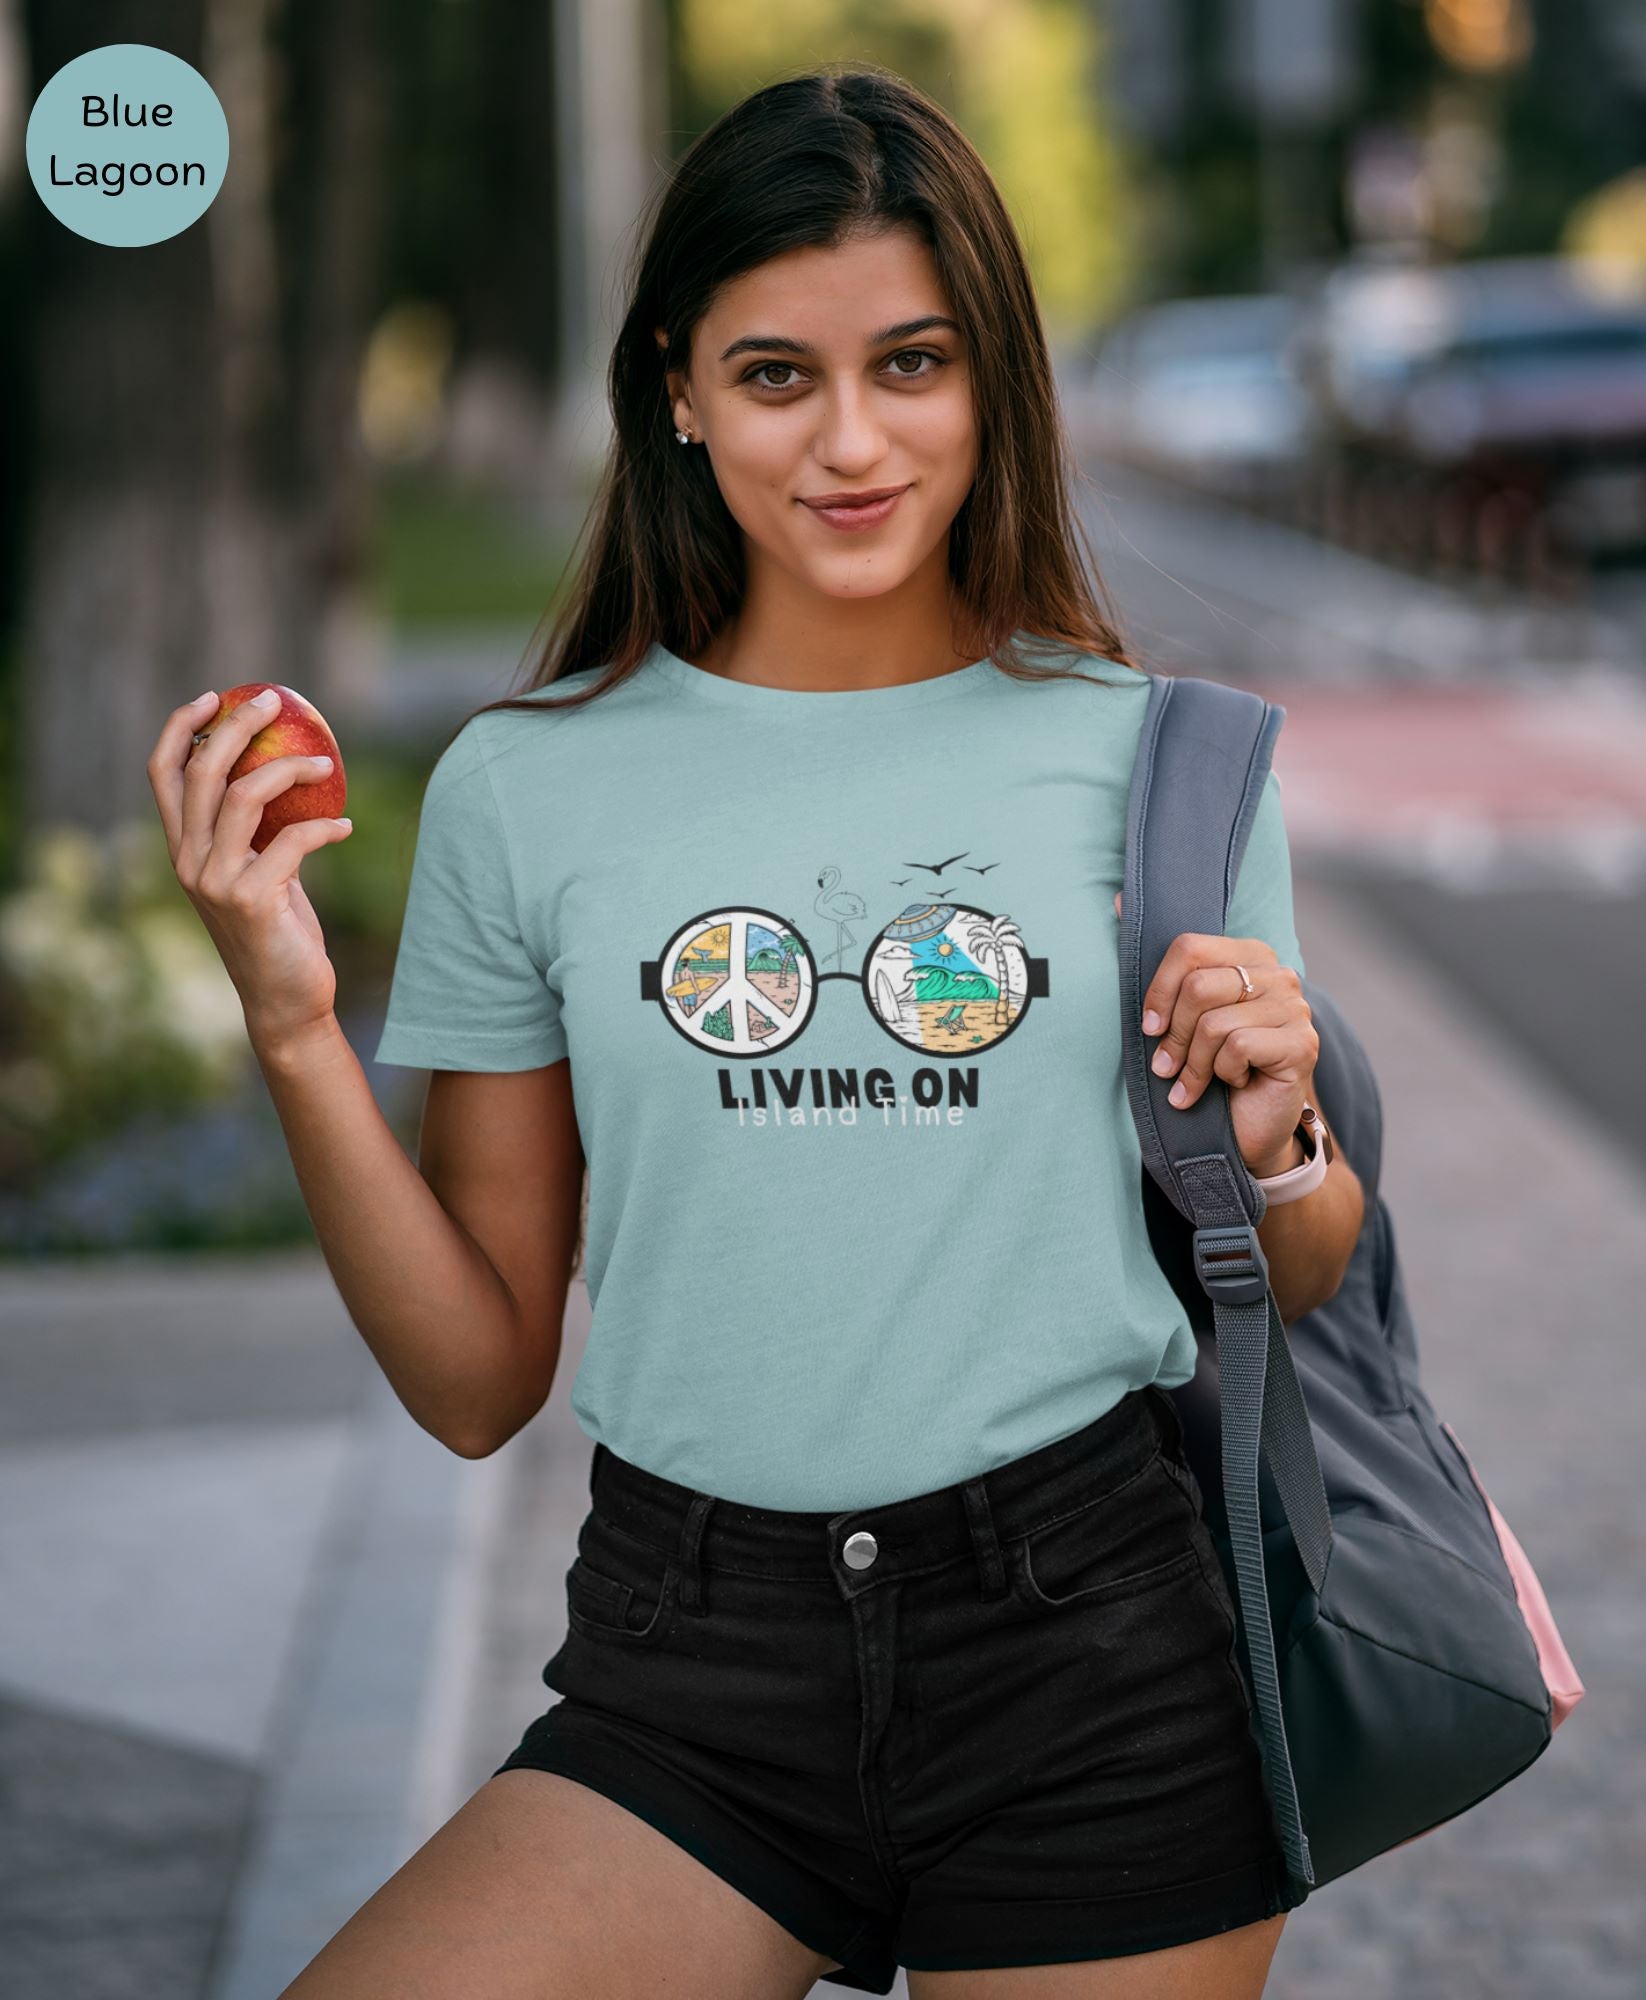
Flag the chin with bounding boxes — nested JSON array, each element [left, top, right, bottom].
[[803, 564, 918, 602], [797, 532, 925, 587]]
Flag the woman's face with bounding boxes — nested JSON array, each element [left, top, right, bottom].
[[661, 226, 976, 604]]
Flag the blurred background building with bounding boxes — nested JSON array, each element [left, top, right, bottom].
[[2, 4, 1643, 1995]]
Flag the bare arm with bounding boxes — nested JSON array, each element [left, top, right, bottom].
[[148, 687, 581, 1457], [254, 1020, 584, 1455]]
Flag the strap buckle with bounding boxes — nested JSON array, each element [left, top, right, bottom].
[[1192, 1223, 1272, 1306]]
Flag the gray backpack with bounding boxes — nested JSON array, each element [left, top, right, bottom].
[[1120, 670, 1584, 1906]]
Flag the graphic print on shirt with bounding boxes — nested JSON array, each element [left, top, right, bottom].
[[638, 854, 1051, 1121]]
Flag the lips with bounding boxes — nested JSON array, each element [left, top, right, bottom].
[[798, 485, 910, 532]]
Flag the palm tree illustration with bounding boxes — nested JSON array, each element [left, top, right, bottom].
[[814, 867, 866, 973], [776, 930, 802, 992], [978, 914, 1023, 1027]]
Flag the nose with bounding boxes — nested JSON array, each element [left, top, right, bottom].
[[812, 383, 887, 472]]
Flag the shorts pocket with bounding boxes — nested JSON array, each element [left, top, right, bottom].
[[563, 1514, 678, 1646], [1013, 1449, 1202, 1612]]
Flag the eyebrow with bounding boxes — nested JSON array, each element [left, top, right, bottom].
[[717, 314, 963, 364]]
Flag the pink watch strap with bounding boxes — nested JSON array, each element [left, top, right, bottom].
[[1252, 1105, 1331, 1205]]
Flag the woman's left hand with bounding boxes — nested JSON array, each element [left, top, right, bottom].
[[1131, 915, 1318, 1178]]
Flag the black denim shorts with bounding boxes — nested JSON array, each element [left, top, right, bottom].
[[492, 1382, 1289, 1992]]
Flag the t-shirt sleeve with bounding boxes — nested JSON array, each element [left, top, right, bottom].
[[1226, 766, 1306, 979], [372, 722, 568, 1071]]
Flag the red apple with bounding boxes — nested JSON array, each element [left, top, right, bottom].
[[193, 682, 348, 853]]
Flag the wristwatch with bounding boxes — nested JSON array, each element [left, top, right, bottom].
[[1251, 1102, 1333, 1205]]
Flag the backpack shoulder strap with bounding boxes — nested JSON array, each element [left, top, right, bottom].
[[1119, 669, 1330, 1894], [1119, 669, 1284, 1219]]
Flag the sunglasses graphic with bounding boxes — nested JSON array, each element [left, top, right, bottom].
[[639, 902, 1049, 1060]]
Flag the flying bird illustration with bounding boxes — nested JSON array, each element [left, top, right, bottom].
[[964, 862, 1000, 875], [890, 877, 912, 887], [906, 852, 969, 877]]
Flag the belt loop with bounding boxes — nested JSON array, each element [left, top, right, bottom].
[[676, 1490, 717, 1616], [962, 1476, 1009, 1601], [589, 1439, 607, 1498]]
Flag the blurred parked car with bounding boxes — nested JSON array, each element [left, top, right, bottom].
[[1298, 255, 1646, 561], [1075, 292, 1316, 500]]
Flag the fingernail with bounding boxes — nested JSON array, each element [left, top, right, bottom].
[[194, 689, 217, 707], [1142, 1010, 1163, 1034], [1151, 1046, 1174, 1075], [251, 688, 279, 707], [1168, 1080, 1189, 1107]]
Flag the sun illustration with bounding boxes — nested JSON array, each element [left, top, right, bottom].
[[936, 940, 954, 956]]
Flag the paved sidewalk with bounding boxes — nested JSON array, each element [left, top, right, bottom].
[[0, 1253, 375, 1997], [1, 858, 1638, 1998]]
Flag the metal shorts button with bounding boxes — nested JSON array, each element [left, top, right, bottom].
[[842, 1529, 879, 1570]]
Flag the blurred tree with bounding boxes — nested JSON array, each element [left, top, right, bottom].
[[1481, 0, 1646, 259], [17, 0, 388, 837], [1134, 0, 1370, 295], [377, 0, 568, 496], [376, 0, 562, 383], [1111, 0, 1646, 295]]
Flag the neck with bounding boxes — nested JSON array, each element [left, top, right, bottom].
[[695, 577, 982, 693]]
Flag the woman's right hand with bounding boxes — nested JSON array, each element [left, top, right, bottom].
[[147, 687, 355, 1053]]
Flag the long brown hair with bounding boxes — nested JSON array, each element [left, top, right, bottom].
[[462, 61, 1146, 730]]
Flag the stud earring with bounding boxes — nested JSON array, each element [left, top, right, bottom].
[[674, 427, 693, 444]]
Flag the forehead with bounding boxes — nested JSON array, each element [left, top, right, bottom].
[[701, 228, 955, 353]]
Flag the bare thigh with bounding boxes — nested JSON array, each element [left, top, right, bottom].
[[277, 1768, 842, 2000], [906, 1912, 1287, 2000]]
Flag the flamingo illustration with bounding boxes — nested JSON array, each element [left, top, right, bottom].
[[814, 866, 866, 973]]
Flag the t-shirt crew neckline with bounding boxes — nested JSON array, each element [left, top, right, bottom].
[[643, 638, 1003, 711]]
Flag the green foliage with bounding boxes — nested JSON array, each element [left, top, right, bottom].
[[371, 467, 571, 628], [305, 743, 433, 942], [0, 742, 440, 1250], [0, 821, 253, 1187]]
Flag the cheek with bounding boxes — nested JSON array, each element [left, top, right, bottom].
[[906, 389, 978, 508], [709, 418, 804, 528]]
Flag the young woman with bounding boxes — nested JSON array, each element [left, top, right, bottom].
[[150, 63, 1364, 2000]]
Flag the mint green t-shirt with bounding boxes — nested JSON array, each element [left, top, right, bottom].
[[373, 639, 1305, 1509]]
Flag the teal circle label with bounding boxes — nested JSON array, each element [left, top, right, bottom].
[[26, 44, 229, 247]]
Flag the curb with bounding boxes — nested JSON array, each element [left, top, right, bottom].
[[206, 1374, 510, 1999]]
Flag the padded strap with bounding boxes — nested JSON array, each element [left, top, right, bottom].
[[1119, 672, 1332, 1891], [1217, 1286, 1316, 1884]]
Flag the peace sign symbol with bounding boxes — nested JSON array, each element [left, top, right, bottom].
[[642, 905, 816, 1058]]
